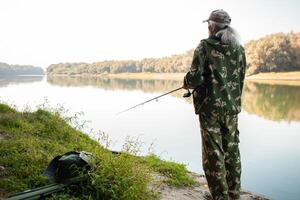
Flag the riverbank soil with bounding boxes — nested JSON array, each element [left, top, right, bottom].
[[156, 172, 270, 200]]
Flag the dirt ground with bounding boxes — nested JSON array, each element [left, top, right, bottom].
[[155, 172, 271, 200]]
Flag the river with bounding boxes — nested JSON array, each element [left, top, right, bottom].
[[0, 75, 299, 200]]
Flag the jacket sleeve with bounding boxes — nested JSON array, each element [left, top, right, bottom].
[[184, 41, 206, 89], [240, 47, 247, 92]]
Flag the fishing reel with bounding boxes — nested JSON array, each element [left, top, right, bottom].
[[182, 76, 192, 98], [183, 89, 192, 98]]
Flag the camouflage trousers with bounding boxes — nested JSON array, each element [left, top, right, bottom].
[[199, 114, 241, 200]]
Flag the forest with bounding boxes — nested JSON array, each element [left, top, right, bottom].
[[47, 50, 193, 75], [46, 32, 300, 76], [0, 62, 44, 76], [245, 32, 300, 75]]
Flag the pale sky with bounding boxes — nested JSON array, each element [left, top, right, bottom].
[[0, 0, 299, 68]]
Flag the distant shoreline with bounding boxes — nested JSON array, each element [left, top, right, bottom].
[[47, 72, 186, 80], [245, 72, 300, 86], [246, 71, 300, 80], [47, 71, 300, 82], [245, 79, 300, 86]]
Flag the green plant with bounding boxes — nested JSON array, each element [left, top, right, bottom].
[[144, 154, 196, 187], [0, 103, 196, 199]]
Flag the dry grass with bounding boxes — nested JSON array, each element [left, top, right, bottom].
[[246, 72, 300, 86], [245, 79, 300, 86], [246, 71, 300, 80]]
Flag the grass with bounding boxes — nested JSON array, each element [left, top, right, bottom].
[[0, 103, 196, 199], [143, 155, 196, 187]]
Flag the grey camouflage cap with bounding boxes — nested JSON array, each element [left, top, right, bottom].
[[203, 9, 231, 24]]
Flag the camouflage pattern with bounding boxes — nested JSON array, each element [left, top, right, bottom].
[[184, 36, 246, 117], [184, 36, 246, 200], [200, 114, 241, 200]]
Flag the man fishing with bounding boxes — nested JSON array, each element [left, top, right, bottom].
[[183, 10, 246, 200]]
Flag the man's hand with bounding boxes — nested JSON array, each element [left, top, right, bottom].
[[183, 89, 192, 98], [183, 75, 192, 98], [183, 75, 188, 89]]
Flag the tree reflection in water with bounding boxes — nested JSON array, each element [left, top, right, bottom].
[[0, 76, 43, 87], [47, 76, 300, 122], [243, 81, 300, 122]]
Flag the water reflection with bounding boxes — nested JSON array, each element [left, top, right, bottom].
[[47, 76, 300, 122], [243, 81, 300, 122], [47, 76, 183, 97], [0, 76, 43, 87]]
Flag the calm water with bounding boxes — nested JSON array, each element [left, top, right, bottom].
[[1, 76, 300, 200]]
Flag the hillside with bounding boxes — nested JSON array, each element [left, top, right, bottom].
[[0, 62, 44, 76], [46, 32, 300, 76], [0, 104, 195, 199]]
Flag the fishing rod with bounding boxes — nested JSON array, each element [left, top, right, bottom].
[[4, 177, 81, 200], [116, 86, 191, 115]]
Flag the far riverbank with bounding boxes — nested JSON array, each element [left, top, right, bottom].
[[246, 71, 300, 86], [47, 73, 185, 80], [47, 71, 300, 86]]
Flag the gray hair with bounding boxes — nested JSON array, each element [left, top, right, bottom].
[[208, 20, 241, 47]]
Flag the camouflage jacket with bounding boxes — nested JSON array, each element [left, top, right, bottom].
[[184, 36, 246, 116]]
